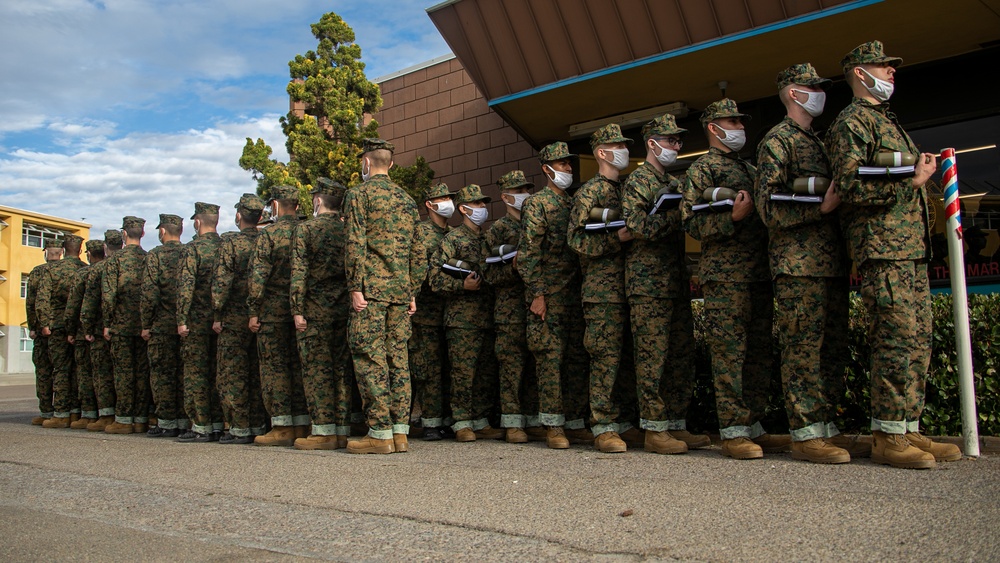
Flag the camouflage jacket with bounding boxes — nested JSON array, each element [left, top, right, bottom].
[[64, 265, 92, 339], [80, 259, 110, 336], [411, 220, 449, 327], [343, 174, 425, 305], [102, 245, 148, 335], [568, 174, 626, 304], [484, 214, 525, 324], [826, 98, 930, 264], [681, 147, 770, 283], [248, 216, 298, 323], [756, 117, 847, 278], [25, 261, 55, 332], [139, 240, 184, 334], [429, 223, 493, 329], [177, 232, 221, 332], [623, 164, 687, 299], [290, 212, 348, 322], [516, 186, 579, 298], [37, 257, 87, 330], [212, 227, 260, 325]]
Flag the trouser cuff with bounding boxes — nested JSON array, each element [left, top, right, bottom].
[[666, 419, 687, 431], [271, 415, 293, 427], [81, 411, 98, 419], [229, 427, 251, 437], [115, 416, 133, 425], [421, 417, 444, 428], [749, 421, 767, 439], [790, 422, 827, 442], [212, 422, 225, 432], [825, 422, 841, 438], [291, 414, 311, 426], [471, 418, 490, 431], [368, 428, 392, 440], [250, 425, 267, 436], [392, 424, 410, 435], [70, 408, 81, 414], [452, 420, 474, 431], [565, 418, 586, 430], [336, 425, 350, 436], [501, 414, 526, 428], [525, 415, 540, 427], [871, 418, 906, 435], [538, 413, 565, 427], [97, 408, 114, 417], [54, 412, 71, 418], [191, 423, 212, 435], [39, 411, 53, 418], [158, 419, 179, 430], [592, 423, 616, 436], [720, 425, 751, 440], [906, 419, 920, 433], [640, 419, 669, 432], [311, 423, 337, 436], [616, 421, 634, 434]]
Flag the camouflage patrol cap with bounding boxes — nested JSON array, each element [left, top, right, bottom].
[[122, 216, 145, 229], [455, 184, 491, 205], [776, 63, 831, 90], [44, 238, 63, 249], [424, 182, 454, 201], [496, 170, 534, 192], [62, 234, 84, 247], [841, 40, 902, 72], [590, 123, 633, 150], [190, 202, 220, 219], [641, 114, 687, 141], [700, 98, 750, 124], [85, 239, 104, 253], [103, 229, 123, 246], [268, 185, 300, 202], [538, 141, 576, 163], [310, 177, 347, 198], [156, 214, 183, 228], [235, 193, 265, 213], [357, 138, 395, 157]]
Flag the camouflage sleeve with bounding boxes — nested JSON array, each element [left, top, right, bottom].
[[623, 173, 678, 241], [25, 270, 39, 332], [176, 244, 198, 327], [428, 233, 464, 294], [63, 270, 87, 335], [484, 220, 519, 287], [567, 182, 620, 258], [101, 258, 118, 329], [246, 231, 271, 318], [755, 137, 823, 230], [681, 162, 736, 242], [289, 224, 308, 317], [36, 269, 54, 329], [407, 207, 426, 298], [516, 198, 547, 297], [211, 240, 234, 322], [80, 269, 100, 335], [343, 189, 367, 294], [827, 117, 896, 206], [139, 252, 160, 331]]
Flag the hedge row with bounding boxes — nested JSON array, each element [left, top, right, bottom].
[[684, 293, 1000, 436]]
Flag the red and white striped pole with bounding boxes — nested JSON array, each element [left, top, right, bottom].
[[941, 147, 979, 457]]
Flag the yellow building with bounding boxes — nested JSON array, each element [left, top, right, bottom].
[[0, 205, 90, 374]]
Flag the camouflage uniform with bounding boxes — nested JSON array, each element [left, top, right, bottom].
[[681, 100, 773, 441], [177, 204, 224, 436], [248, 192, 308, 428], [140, 215, 186, 431], [103, 217, 151, 425], [517, 142, 589, 429], [756, 65, 850, 442], [64, 241, 104, 420], [290, 185, 353, 438], [36, 237, 87, 419], [26, 252, 57, 419], [827, 44, 930, 435], [212, 194, 267, 438], [622, 117, 698, 433], [344, 157, 426, 440], [80, 230, 122, 418]]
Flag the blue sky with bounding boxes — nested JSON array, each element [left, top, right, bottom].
[[0, 0, 450, 244]]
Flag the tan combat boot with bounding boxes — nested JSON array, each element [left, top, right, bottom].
[[594, 431, 627, 453], [671, 430, 712, 449], [721, 437, 764, 460], [546, 427, 570, 449], [827, 433, 872, 458], [337, 435, 349, 449], [87, 416, 114, 432], [791, 438, 850, 464], [474, 425, 504, 440], [346, 435, 394, 454], [70, 417, 96, 430], [524, 426, 548, 442], [393, 433, 409, 453], [505, 428, 528, 443], [872, 431, 935, 469], [752, 433, 791, 453], [565, 428, 594, 444], [31, 416, 46, 426], [294, 425, 309, 439], [644, 430, 688, 455], [42, 416, 71, 429], [455, 428, 476, 442], [619, 427, 645, 448], [905, 432, 962, 462], [69, 413, 81, 423], [253, 426, 295, 447], [132, 422, 149, 433], [294, 435, 341, 450], [104, 421, 134, 434]]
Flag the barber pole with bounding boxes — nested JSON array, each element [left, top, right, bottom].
[[941, 148, 979, 457]]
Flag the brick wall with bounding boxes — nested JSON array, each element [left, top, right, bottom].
[[374, 57, 546, 219]]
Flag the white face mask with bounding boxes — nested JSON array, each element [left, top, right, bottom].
[[462, 205, 489, 226], [857, 67, 894, 102], [431, 199, 455, 218], [545, 165, 573, 190], [711, 124, 746, 152], [651, 140, 678, 167], [603, 147, 630, 170], [505, 192, 530, 210], [361, 158, 371, 182], [791, 89, 826, 117]]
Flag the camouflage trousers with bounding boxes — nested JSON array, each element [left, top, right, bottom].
[[74, 340, 96, 418], [775, 275, 849, 441], [860, 260, 930, 434], [408, 323, 449, 428], [257, 321, 308, 428], [296, 318, 353, 435], [32, 335, 53, 417], [48, 328, 77, 417], [629, 296, 697, 432], [496, 322, 537, 429], [110, 334, 150, 424], [182, 332, 222, 434], [525, 291, 589, 428], [89, 337, 116, 416], [216, 322, 266, 437], [445, 327, 497, 431], [702, 280, 775, 440], [147, 333, 185, 429], [348, 300, 411, 439], [583, 302, 626, 435]]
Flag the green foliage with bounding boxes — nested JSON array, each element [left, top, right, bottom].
[[389, 156, 436, 202]]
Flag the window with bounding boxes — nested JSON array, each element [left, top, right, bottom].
[[20, 327, 33, 352], [21, 274, 29, 299], [22, 222, 68, 248]]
